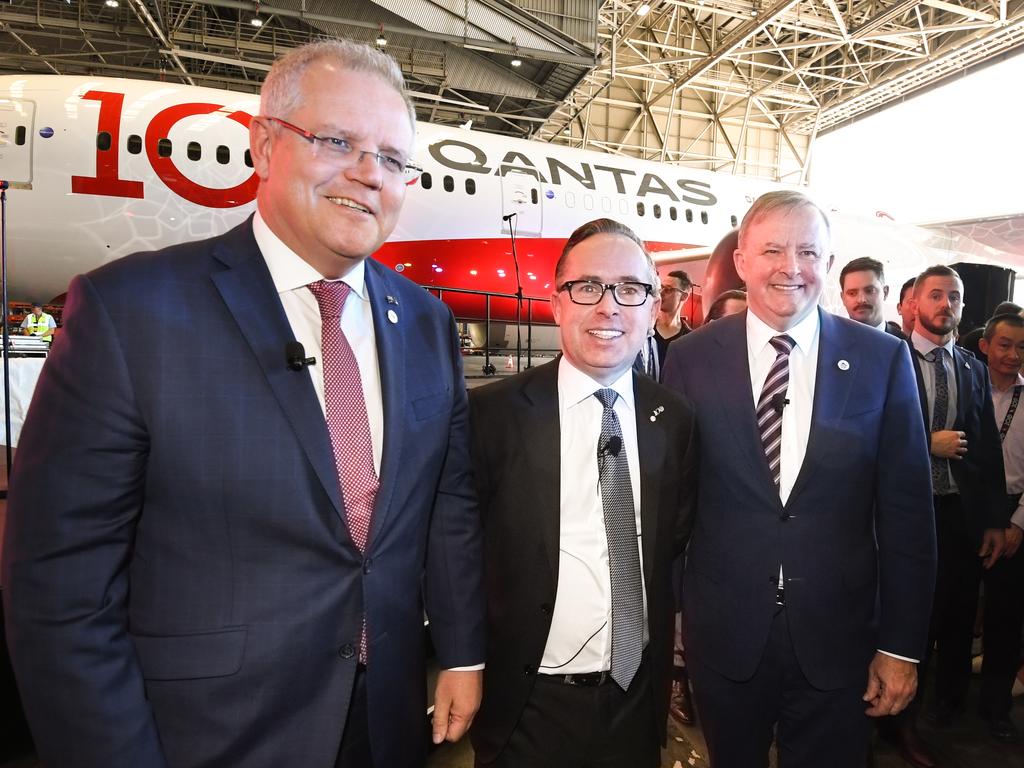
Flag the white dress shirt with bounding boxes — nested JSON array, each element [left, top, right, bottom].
[[253, 212, 384, 474], [992, 373, 1024, 530], [539, 359, 648, 674], [910, 330, 959, 495]]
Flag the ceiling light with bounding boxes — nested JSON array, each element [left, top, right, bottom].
[[376, 23, 387, 48], [510, 57, 522, 67], [104, 0, 120, 7], [250, 16, 263, 27], [637, 3, 651, 16]]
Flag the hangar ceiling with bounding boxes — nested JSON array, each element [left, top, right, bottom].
[[0, 0, 1022, 182]]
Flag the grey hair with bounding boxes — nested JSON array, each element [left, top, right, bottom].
[[260, 39, 416, 127], [737, 190, 831, 250]]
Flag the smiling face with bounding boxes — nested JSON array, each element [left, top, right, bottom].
[[980, 320, 1024, 383], [734, 204, 832, 332], [551, 233, 660, 385], [251, 61, 414, 278], [841, 269, 889, 327]]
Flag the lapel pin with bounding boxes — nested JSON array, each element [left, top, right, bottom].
[[387, 309, 399, 324], [650, 405, 665, 422], [386, 295, 399, 305], [837, 359, 850, 371]]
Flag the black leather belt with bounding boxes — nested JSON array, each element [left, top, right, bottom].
[[539, 670, 611, 687]]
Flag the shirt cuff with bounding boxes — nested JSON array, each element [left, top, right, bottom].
[[879, 649, 919, 664], [445, 664, 485, 672], [1010, 503, 1024, 531]]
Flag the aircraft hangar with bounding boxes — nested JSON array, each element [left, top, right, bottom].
[[0, 0, 1022, 185]]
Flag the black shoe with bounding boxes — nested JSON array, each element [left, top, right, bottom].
[[981, 712, 1019, 743]]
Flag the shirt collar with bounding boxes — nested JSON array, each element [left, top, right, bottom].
[[910, 330, 954, 359], [746, 306, 819, 357], [993, 372, 1024, 393], [873, 319, 887, 332], [558, 357, 636, 412], [253, 211, 368, 300]]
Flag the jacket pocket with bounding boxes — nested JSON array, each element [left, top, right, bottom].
[[131, 626, 247, 680]]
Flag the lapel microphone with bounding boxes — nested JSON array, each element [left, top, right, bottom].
[[770, 393, 789, 414], [599, 436, 623, 458], [285, 341, 317, 371]]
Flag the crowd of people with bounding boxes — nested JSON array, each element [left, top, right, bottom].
[[1, 36, 1021, 768]]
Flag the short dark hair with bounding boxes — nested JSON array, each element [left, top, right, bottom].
[[913, 265, 961, 297], [555, 218, 656, 284], [31, 302, 42, 309], [991, 301, 1022, 318], [983, 312, 1024, 340], [898, 277, 915, 304], [666, 270, 692, 291], [705, 289, 747, 322], [839, 257, 885, 290]]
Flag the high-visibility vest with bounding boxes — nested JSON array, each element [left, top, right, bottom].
[[24, 312, 54, 343]]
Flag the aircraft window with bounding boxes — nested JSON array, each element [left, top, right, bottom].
[[127, 134, 142, 154], [584, 194, 594, 211], [14, 126, 26, 146], [443, 175, 454, 192], [637, 202, 645, 217], [670, 207, 677, 221], [244, 149, 253, 168], [97, 132, 112, 152], [618, 199, 628, 215], [216, 145, 230, 165], [566, 191, 576, 208], [421, 172, 433, 190], [531, 189, 538, 204], [601, 197, 611, 213], [730, 215, 738, 227], [653, 204, 662, 219], [685, 209, 693, 223], [187, 142, 201, 161], [465, 178, 476, 195], [701, 211, 709, 225], [157, 138, 172, 158]]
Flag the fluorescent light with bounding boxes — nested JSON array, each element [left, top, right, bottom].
[[510, 57, 522, 67], [637, 3, 651, 16], [250, 17, 263, 27]]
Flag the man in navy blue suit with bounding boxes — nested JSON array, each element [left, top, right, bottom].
[[2, 40, 484, 768], [661, 191, 936, 767]]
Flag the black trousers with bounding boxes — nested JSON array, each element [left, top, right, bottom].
[[478, 658, 657, 768], [690, 607, 871, 768], [981, 495, 1024, 718]]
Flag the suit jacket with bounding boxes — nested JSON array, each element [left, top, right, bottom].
[[661, 309, 936, 690], [1, 219, 485, 768], [909, 341, 1007, 539], [467, 359, 698, 763]]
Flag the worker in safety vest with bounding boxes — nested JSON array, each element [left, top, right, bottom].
[[20, 303, 56, 344]]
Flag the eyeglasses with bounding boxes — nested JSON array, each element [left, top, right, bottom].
[[265, 116, 423, 183], [660, 285, 691, 297], [558, 280, 654, 307]]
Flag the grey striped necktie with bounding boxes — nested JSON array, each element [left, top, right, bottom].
[[757, 335, 795, 488], [593, 388, 644, 690], [926, 349, 952, 494]]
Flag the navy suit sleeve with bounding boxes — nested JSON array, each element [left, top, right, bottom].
[[875, 339, 938, 661], [423, 308, 486, 668], [2, 275, 169, 767]]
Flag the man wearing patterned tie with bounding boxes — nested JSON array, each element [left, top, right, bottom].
[[661, 191, 936, 767], [468, 218, 698, 768], [3, 40, 484, 768], [904, 265, 1007, 735]]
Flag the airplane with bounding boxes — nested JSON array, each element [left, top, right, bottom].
[[0, 74, 1016, 333]]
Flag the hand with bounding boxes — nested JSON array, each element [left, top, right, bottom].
[[979, 527, 1007, 569], [930, 430, 967, 459], [863, 653, 917, 717], [1004, 524, 1023, 558], [432, 669, 482, 744]]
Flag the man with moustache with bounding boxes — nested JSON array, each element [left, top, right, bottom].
[[977, 313, 1024, 742], [905, 265, 1007, 733], [839, 257, 902, 337], [662, 191, 935, 767], [469, 219, 698, 767], [3, 40, 484, 768]]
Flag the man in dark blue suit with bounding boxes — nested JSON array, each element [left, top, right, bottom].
[[662, 191, 936, 767], [2, 40, 484, 768]]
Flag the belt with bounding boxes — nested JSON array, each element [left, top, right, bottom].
[[538, 670, 611, 687]]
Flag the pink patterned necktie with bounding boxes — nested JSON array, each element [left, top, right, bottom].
[[307, 279, 379, 552]]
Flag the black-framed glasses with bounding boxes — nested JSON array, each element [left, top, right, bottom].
[[265, 116, 423, 183], [558, 280, 654, 307], [660, 285, 691, 297]]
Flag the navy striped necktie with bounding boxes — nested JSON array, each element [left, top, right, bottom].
[[757, 335, 795, 488]]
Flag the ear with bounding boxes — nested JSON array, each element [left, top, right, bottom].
[[883, 285, 890, 300], [826, 253, 835, 272], [979, 337, 990, 356], [733, 248, 747, 283], [550, 290, 563, 326], [249, 117, 275, 182]]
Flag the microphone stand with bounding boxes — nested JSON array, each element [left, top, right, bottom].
[[505, 214, 523, 372], [1, 180, 11, 491]]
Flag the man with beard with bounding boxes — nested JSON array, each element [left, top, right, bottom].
[[905, 265, 1007, 743], [839, 257, 902, 338]]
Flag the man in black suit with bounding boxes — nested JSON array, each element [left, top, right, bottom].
[[662, 191, 936, 768], [469, 218, 698, 768], [839, 256, 903, 337], [905, 265, 1008, 729], [897, 277, 917, 338]]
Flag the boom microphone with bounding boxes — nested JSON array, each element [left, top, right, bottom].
[[286, 341, 316, 371]]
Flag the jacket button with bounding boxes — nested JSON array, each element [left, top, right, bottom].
[[780, 512, 791, 522], [540, 603, 552, 614], [362, 558, 373, 575], [338, 643, 356, 659], [523, 665, 535, 676]]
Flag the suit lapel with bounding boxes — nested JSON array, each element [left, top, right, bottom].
[[951, 346, 970, 428], [209, 222, 343, 519], [365, 262, 407, 545], [633, 372, 665, 590], [521, 360, 563, 583]]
